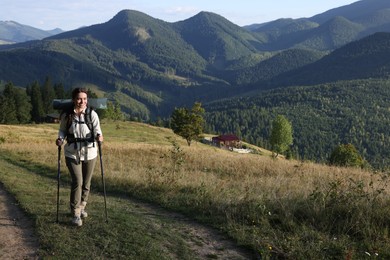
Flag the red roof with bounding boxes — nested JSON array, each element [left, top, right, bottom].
[[213, 134, 239, 142]]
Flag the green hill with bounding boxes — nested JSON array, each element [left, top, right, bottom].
[[269, 32, 390, 87], [204, 78, 390, 168], [174, 11, 260, 67], [247, 0, 390, 51]]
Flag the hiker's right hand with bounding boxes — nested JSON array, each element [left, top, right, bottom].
[[56, 138, 63, 146]]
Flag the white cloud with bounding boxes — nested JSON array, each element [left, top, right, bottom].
[[165, 6, 199, 15]]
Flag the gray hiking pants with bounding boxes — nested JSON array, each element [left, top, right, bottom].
[[66, 157, 97, 216]]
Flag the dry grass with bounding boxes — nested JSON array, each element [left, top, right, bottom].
[[1, 122, 390, 258], [0, 121, 386, 204]]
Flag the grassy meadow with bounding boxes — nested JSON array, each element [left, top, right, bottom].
[[1, 121, 390, 259]]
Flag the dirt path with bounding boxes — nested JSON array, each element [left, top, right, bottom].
[[0, 183, 253, 259], [0, 183, 40, 259], [122, 196, 254, 259]]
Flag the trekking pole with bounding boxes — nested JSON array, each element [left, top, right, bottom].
[[56, 145, 61, 223], [97, 135, 108, 223]]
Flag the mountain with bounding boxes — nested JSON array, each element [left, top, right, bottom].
[[310, 0, 390, 24], [247, 0, 390, 51], [0, 21, 63, 44], [0, 0, 390, 121], [173, 12, 260, 69], [49, 10, 208, 76], [266, 32, 390, 88], [1, 0, 390, 167]]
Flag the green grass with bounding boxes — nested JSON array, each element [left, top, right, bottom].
[[100, 120, 175, 145], [1, 121, 390, 259], [0, 152, 203, 259]]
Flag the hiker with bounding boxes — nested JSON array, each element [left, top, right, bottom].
[[55, 87, 103, 226]]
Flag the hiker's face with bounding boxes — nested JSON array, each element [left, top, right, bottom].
[[74, 92, 88, 110]]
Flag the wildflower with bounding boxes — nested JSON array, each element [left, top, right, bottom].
[[365, 252, 371, 256]]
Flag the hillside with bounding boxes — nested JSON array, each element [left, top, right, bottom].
[[50, 10, 208, 76], [204, 78, 390, 168], [267, 32, 390, 87], [1, 122, 390, 259], [0, 21, 62, 44], [247, 0, 390, 51], [173, 11, 260, 68]]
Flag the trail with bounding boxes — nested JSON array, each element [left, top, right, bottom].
[[0, 183, 39, 259], [0, 161, 254, 259], [117, 195, 255, 259]]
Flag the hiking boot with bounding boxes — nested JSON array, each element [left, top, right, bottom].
[[80, 201, 88, 218], [81, 209, 88, 218], [72, 216, 83, 226]]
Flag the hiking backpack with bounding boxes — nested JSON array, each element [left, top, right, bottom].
[[65, 106, 95, 146]]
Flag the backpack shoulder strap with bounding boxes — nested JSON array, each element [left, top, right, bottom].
[[85, 106, 94, 134], [61, 108, 73, 134]]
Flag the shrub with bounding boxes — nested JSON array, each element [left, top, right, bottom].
[[329, 143, 364, 168]]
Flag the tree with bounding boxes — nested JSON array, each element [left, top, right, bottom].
[[170, 102, 205, 146], [101, 101, 123, 120], [269, 115, 293, 157], [29, 81, 45, 123], [329, 143, 365, 168], [87, 88, 98, 98], [0, 82, 18, 124], [14, 88, 32, 123], [41, 76, 55, 114], [54, 83, 66, 99]]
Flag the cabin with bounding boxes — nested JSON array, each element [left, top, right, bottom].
[[45, 113, 60, 123], [212, 134, 241, 149]]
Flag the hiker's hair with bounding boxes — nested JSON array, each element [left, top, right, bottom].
[[61, 88, 89, 127], [72, 87, 88, 101]]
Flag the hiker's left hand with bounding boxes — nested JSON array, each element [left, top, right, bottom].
[[96, 135, 103, 142]]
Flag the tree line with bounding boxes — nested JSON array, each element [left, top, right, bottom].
[[0, 77, 65, 124], [0, 78, 123, 124]]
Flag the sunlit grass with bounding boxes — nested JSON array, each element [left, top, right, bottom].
[[1, 122, 390, 259]]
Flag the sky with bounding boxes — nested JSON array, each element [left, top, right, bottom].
[[1, 0, 360, 31]]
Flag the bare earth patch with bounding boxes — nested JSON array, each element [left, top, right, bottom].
[[0, 183, 39, 259]]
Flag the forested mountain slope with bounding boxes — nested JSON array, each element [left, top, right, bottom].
[[265, 32, 390, 88], [248, 0, 390, 51], [204, 79, 390, 168]]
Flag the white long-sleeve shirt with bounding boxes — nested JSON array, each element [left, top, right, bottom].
[[58, 108, 102, 161]]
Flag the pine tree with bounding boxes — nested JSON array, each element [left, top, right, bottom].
[[30, 81, 45, 123], [14, 88, 32, 123], [101, 101, 123, 120], [0, 82, 18, 124], [41, 76, 55, 114], [54, 83, 66, 99]]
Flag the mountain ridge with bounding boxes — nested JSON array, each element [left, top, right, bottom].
[[0, 21, 63, 44], [0, 0, 389, 120]]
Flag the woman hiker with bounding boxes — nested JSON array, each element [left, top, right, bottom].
[[55, 87, 103, 226]]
